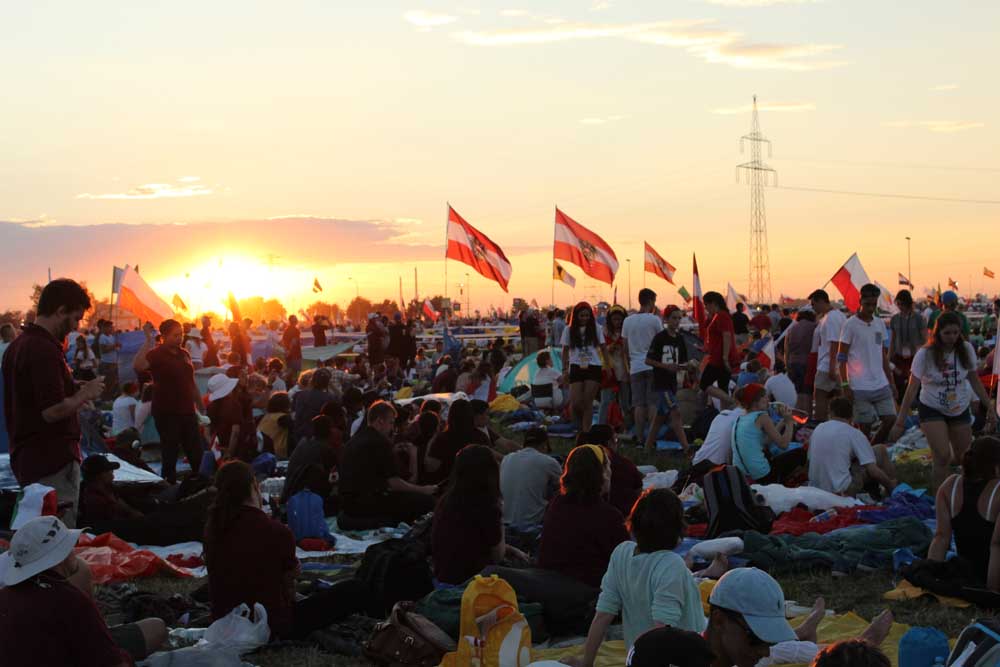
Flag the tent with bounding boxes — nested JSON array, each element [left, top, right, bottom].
[[498, 347, 564, 394]]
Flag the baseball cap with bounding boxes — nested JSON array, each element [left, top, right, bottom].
[[81, 454, 121, 480], [626, 626, 716, 667], [709, 568, 796, 644], [941, 290, 958, 304], [0, 516, 84, 586]]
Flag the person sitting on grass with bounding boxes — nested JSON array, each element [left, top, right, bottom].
[[431, 445, 528, 585], [0, 516, 167, 665], [567, 488, 705, 666], [538, 445, 629, 589], [582, 425, 643, 518], [257, 391, 292, 458], [807, 397, 896, 497], [731, 383, 804, 485]]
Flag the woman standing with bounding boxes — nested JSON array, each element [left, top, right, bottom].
[[185, 329, 207, 369], [891, 312, 996, 487], [598, 305, 630, 426], [560, 302, 607, 432], [72, 333, 98, 381]]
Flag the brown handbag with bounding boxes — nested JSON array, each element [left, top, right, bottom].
[[363, 601, 457, 667]]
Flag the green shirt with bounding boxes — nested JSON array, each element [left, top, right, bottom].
[[928, 309, 970, 338]]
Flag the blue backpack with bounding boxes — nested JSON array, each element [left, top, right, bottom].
[[899, 626, 950, 667]]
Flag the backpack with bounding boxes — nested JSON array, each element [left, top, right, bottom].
[[703, 465, 775, 538], [947, 618, 1000, 667], [899, 626, 950, 667], [440, 575, 533, 667], [357, 539, 434, 618], [364, 601, 457, 667]]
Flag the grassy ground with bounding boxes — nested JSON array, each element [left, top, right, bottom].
[[115, 422, 981, 665]]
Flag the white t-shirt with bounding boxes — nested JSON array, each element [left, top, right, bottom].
[[73, 346, 97, 371], [186, 339, 207, 364], [111, 395, 139, 435], [692, 408, 745, 466], [765, 373, 797, 407], [621, 313, 663, 375], [559, 325, 605, 368], [815, 308, 847, 376], [98, 333, 116, 364], [840, 315, 889, 391], [910, 342, 978, 416], [807, 419, 876, 494]]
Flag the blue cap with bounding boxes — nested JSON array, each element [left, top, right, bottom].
[[941, 290, 958, 304], [708, 568, 796, 644]]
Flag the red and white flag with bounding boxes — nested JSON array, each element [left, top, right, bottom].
[[985, 267, 996, 279], [757, 336, 776, 370], [554, 208, 618, 285], [692, 254, 705, 337], [446, 205, 513, 292], [898, 273, 913, 288], [116, 265, 174, 327], [726, 283, 747, 312], [829, 253, 871, 312], [422, 299, 439, 323], [644, 242, 675, 284]]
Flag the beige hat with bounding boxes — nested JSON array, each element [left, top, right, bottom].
[[207, 373, 239, 401], [0, 516, 83, 586]]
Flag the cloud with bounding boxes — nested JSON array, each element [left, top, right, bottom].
[[704, 0, 819, 6], [711, 101, 815, 114], [579, 115, 627, 125], [451, 19, 846, 70], [499, 9, 530, 17], [930, 83, 959, 92], [77, 180, 214, 200], [882, 120, 984, 133], [402, 10, 458, 29], [590, 0, 613, 10]]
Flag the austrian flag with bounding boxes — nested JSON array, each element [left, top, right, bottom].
[[554, 208, 619, 285], [446, 205, 513, 292], [644, 242, 676, 284]]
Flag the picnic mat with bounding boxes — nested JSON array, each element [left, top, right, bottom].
[[884, 579, 971, 608], [531, 612, 912, 667]]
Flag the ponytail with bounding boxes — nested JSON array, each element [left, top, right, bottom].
[[204, 461, 256, 560]]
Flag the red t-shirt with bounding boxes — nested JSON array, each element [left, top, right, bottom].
[[0, 573, 133, 666], [431, 499, 503, 585], [146, 344, 197, 417], [282, 327, 302, 363], [537, 494, 629, 588], [205, 506, 298, 638], [750, 314, 773, 332], [2, 324, 81, 484], [706, 311, 738, 369]]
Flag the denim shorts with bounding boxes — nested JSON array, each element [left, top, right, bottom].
[[917, 400, 972, 426], [656, 390, 679, 417]]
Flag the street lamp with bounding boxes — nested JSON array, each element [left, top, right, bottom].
[[905, 237, 912, 287], [465, 272, 470, 315], [626, 259, 632, 309]]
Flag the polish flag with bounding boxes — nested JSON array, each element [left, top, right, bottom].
[[874, 281, 900, 315], [829, 253, 871, 312], [446, 205, 513, 292], [422, 299, 439, 323], [692, 254, 705, 338], [643, 242, 676, 284], [757, 336, 776, 370], [116, 265, 174, 327], [554, 208, 619, 285]]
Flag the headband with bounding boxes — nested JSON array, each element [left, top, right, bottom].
[[577, 444, 607, 465]]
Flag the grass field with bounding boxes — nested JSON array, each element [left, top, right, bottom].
[[117, 423, 986, 665]]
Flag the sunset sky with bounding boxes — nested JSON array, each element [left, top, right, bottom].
[[2, 1, 997, 315]]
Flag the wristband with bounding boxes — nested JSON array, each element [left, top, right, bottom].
[[841, 381, 850, 388]]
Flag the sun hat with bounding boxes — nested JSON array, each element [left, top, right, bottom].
[[207, 372, 239, 401], [186, 329, 202, 339], [0, 516, 84, 586], [708, 567, 796, 644]]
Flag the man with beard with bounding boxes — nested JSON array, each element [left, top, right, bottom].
[[2, 279, 104, 527]]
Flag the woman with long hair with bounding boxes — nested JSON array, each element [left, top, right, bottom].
[[431, 445, 527, 584], [425, 398, 478, 483], [560, 302, 607, 431], [892, 311, 996, 487], [598, 305, 630, 426], [928, 436, 1000, 591], [205, 461, 364, 640], [538, 445, 629, 588]]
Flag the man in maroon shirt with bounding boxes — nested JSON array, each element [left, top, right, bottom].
[[133, 319, 205, 483], [282, 315, 303, 377], [2, 279, 104, 527]]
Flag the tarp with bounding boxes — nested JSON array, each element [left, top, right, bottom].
[[0, 453, 162, 492], [302, 340, 356, 362], [498, 348, 564, 394]]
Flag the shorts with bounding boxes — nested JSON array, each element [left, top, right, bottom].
[[814, 371, 839, 393], [656, 390, 679, 417], [853, 388, 896, 425], [110, 623, 146, 660], [788, 362, 810, 394], [917, 401, 972, 426], [37, 461, 81, 528], [699, 364, 731, 392], [569, 364, 602, 384], [629, 370, 657, 408]]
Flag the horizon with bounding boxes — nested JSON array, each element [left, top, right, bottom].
[[3, 2, 998, 312]]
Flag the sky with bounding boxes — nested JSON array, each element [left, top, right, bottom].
[[2, 1, 998, 315]]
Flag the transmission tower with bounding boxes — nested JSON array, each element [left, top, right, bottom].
[[736, 95, 777, 305]]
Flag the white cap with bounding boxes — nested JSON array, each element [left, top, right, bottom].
[[0, 516, 83, 586]]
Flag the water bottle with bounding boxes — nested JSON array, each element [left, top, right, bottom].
[[810, 509, 837, 523]]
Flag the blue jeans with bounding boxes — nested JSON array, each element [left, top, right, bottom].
[[595, 380, 630, 426]]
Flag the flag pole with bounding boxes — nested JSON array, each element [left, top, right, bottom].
[[552, 205, 558, 309], [443, 203, 449, 325]]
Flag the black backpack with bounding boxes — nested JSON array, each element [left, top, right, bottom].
[[357, 538, 434, 618], [703, 465, 775, 538]]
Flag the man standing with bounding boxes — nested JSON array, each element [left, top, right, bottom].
[[838, 284, 898, 443], [929, 291, 971, 338], [2, 279, 103, 527], [97, 319, 120, 401], [282, 315, 303, 378], [809, 289, 848, 421], [622, 288, 663, 441], [888, 289, 927, 397], [133, 319, 204, 483], [732, 303, 750, 346], [200, 315, 219, 368], [311, 315, 328, 348]]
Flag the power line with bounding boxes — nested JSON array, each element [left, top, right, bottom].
[[774, 157, 1000, 173], [776, 185, 1000, 205]]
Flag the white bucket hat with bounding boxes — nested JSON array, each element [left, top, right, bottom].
[[0, 516, 84, 586], [207, 373, 239, 401]]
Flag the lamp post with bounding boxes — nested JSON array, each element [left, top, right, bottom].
[[465, 272, 470, 315], [626, 259, 632, 310], [905, 236, 912, 288]]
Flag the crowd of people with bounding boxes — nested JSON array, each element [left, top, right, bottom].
[[0, 276, 998, 666]]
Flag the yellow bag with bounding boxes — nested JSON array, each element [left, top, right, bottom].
[[440, 575, 533, 667]]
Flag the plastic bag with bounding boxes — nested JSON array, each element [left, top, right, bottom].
[[201, 603, 270, 652]]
